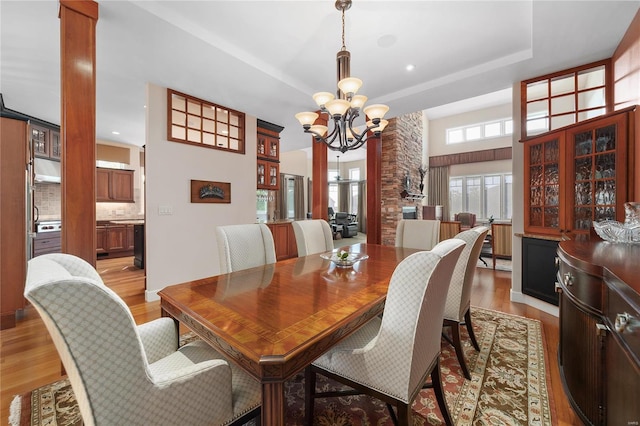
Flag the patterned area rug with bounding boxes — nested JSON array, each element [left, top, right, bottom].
[[10, 307, 553, 425]]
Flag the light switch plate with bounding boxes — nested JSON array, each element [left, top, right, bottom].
[[158, 205, 173, 215]]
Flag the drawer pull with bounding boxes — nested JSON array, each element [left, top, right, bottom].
[[555, 282, 563, 294], [615, 313, 637, 333], [554, 256, 560, 267], [563, 272, 574, 286]]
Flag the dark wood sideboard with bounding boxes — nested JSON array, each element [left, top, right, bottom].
[[557, 239, 640, 425]]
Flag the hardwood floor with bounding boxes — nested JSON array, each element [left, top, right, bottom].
[[0, 257, 579, 424]]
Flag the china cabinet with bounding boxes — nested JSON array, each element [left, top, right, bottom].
[[256, 119, 283, 191], [523, 108, 632, 238]]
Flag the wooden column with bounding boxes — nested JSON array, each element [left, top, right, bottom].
[[366, 134, 382, 244], [311, 115, 328, 220], [59, 0, 98, 266]]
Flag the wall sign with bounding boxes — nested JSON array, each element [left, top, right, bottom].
[[190, 180, 231, 203]]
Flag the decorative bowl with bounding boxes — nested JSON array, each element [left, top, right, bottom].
[[320, 250, 369, 268], [593, 220, 640, 244]]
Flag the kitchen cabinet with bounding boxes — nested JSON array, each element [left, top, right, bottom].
[[31, 123, 61, 160], [257, 120, 283, 191], [96, 222, 134, 258], [523, 108, 633, 238], [96, 167, 134, 203], [557, 240, 640, 425], [266, 222, 298, 261]]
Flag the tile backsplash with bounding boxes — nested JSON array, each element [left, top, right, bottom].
[[34, 183, 143, 221]]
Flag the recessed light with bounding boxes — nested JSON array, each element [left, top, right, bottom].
[[406, 64, 416, 72], [111, 131, 120, 135]]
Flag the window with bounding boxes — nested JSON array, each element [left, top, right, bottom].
[[286, 178, 295, 219], [521, 60, 610, 140], [350, 183, 359, 216], [349, 168, 360, 181], [447, 117, 513, 144], [167, 89, 245, 154], [328, 183, 338, 210], [449, 174, 513, 221], [328, 169, 339, 181]]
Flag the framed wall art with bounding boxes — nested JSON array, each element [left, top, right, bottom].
[[190, 180, 231, 203]]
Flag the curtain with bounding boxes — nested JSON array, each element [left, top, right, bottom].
[[428, 166, 450, 221], [294, 175, 304, 219], [358, 181, 366, 233], [307, 178, 312, 215], [338, 181, 349, 212]]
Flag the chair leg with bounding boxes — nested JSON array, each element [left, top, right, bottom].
[[479, 254, 487, 267], [464, 309, 480, 351], [450, 320, 471, 380], [492, 254, 497, 270], [304, 366, 316, 426], [431, 358, 454, 426], [395, 401, 411, 426]]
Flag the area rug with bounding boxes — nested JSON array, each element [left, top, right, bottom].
[[477, 257, 512, 272], [10, 307, 553, 425]]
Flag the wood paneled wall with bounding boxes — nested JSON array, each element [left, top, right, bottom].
[[429, 147, 512, 168]]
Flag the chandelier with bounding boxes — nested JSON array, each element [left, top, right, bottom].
[[295, 0, 390, 153]]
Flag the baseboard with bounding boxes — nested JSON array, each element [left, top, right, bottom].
[[510, 290, 559, 317]]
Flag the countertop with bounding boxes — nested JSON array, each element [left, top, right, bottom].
[[108, 219, 144, 225]]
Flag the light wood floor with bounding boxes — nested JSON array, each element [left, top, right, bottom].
[[0, 256, 579, 424]]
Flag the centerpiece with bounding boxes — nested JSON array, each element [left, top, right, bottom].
[[320, 249, 368, 268]]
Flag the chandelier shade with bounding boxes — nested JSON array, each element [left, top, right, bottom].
[[295, 0, 390, 153]]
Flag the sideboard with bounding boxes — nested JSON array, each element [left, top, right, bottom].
[[557, 239, 640, 425]]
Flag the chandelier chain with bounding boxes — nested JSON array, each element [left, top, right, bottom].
[[341, 7, 346, 51]]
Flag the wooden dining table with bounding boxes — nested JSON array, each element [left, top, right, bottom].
[[158, 243, 420, 426]]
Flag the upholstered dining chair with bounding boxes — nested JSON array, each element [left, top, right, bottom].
[[305, 238, 466, 426], [442, 226, 489, 380], [454, 212, 476, 230], [216, 223, 276, 273], [292, 219, 334, 256], [439, 221, 462, 242], [491, 223, 513, 269], [395, 219, 441, 250], [24, 253, 261, 426]]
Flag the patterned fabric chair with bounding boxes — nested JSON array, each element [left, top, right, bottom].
[[439, 221, 462, 242], [305, 239, 466, 425], [442, 226, 489, 379], [216, 223, 276, 273], [454, 212, 476, 230], [292, 219, 334, 256], [491, 223, 513, 269], [395, 219, 441, 250], [24, 253, 261, 426]]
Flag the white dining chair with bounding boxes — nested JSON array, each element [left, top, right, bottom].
[[24, 253, 261, 426], [292, 219, 334, 256], [216, 223, 276, 273], [395, 219, 441, 250], [442, 226, 489, 380], [305, 238, 466, 425]]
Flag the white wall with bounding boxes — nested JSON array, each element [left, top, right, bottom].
[[145, 83, 257, 300]]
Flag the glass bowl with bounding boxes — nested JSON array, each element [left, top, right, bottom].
[[320, 250, 369, 268], [593, 220, 640, 244]]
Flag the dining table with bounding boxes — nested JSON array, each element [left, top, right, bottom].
[[158, 243, 421, 426]]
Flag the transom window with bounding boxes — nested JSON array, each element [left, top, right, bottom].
[[521, 60, 611, 140], [447, 118, 513, 144], [167, 89, 245, 154]]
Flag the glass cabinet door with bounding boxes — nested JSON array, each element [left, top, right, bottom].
[[524, 132, 565, 235], [567, 113, 627, 235]]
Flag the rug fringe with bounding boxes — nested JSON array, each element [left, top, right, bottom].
[[8, 395, 21, 426]]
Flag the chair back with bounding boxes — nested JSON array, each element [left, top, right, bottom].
[[292, 219, 334, 256], [491, 223, 513, 258], [454, 212, 476, 229], [439, 221, 462, 241], [395, 219, 440, 250], [443, 226, 489, 321], [216, 223, 276, 273], [24, 254, 153, 425], [374, 239, 465, 400]]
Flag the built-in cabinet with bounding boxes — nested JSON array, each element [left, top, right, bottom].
[[34, 231, 62, 257], [96, 167, 134, 202], [96, 222, 135, 258], [266, 222, 297, 261], [557, 240, 640, 425], [522, 237, 559, 305], [524, 108, 633, 238], [32, 123, 61, 160], [257, 119, 283, 191]]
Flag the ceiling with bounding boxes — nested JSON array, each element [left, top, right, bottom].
[[1, 1, 638, 163]]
